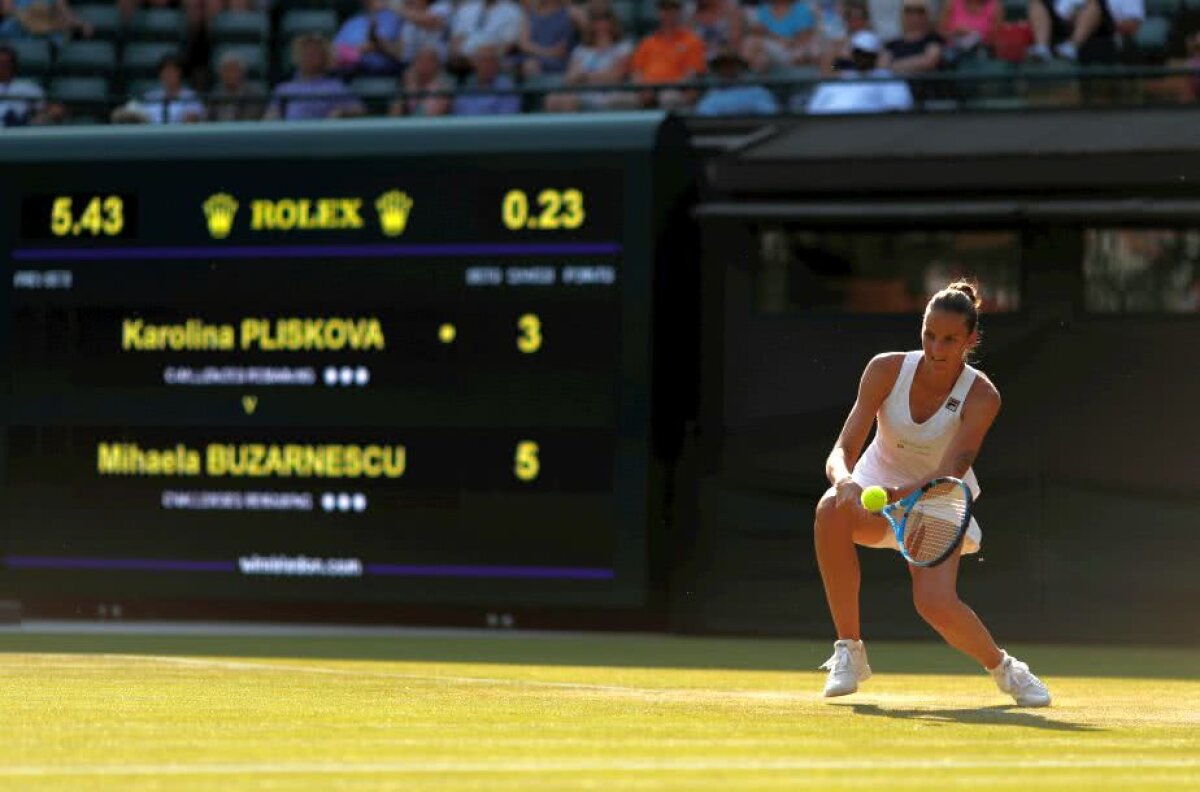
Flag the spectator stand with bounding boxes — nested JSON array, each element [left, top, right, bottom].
[[4, 0, 1200, 126]]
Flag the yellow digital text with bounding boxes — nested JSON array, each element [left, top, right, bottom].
[[97, 443, 407, 479]]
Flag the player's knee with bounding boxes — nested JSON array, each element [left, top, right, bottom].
[[813, 492, 845, 536], [912, 587, 958, 627]]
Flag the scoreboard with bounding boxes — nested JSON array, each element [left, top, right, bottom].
[[0, 114, 695, 614]]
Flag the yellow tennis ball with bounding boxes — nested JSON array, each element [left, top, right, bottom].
[[860, 485, 888, 513]]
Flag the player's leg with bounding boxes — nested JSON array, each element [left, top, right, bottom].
[[813, 487, 890, 640], [909, 551, 1051, 706], [813, 488, 889, 697], [909, 548, 1002, 667]]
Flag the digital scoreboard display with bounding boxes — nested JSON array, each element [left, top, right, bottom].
[[0, 116, 694, 614]]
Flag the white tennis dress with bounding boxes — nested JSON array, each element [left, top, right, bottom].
[[851, 351, 983, 554]]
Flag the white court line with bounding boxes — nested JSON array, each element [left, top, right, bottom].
[[106, 654, 662, 695], [1, 758, 1197, 777]]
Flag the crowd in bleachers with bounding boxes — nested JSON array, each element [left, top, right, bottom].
[[1, 0, 1198, 126]]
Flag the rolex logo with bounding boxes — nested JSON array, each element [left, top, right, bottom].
[[375, 190, 413, 238], [203, 193, 239, 240]]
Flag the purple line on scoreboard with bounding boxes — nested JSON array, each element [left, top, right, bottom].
[[366, 563, 615, 580], [2, 555, 615, 580], [3, 555, 235, 572], [12, 241, 623, 261]]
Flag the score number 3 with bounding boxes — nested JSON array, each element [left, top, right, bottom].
[[517, 313, 542, 354], [502, 189, 585, 231], [514, 441, 540, 482]]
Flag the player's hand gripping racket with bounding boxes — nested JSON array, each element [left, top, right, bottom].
[[864, 477, 973, 567]]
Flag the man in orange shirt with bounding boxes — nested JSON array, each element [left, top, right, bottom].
[[631, 0, 707, 107]]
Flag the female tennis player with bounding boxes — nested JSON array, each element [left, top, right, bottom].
[[814, 281, 1051, 706]]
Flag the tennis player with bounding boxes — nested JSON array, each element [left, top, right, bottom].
[[814, 281, 1051, 706]]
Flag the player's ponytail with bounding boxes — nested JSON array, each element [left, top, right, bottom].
[[927, 280, 982, 358]]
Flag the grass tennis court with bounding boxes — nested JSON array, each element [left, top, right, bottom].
[[1, 629, 1196, 791]]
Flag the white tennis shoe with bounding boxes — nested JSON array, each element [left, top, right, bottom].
[[990, 651, 1051, 707], [819, 639, 872, 697]]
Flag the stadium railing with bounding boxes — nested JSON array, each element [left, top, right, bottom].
[[23, 65, 1200, 126]]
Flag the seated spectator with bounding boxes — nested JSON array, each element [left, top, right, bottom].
[[210, 50, 263, 121], [0, 42, 61, 125], [695, 48, 779, 114], [880, 0, 943, 74], [631, 0, 707, 108], [389, 45, 453, 115], [814, 0, 849, 51], [821, 0, 875, 67], [743, 0, 820, 72], [518, 0, 577, 76], [1026, 0, 1142, 61], [334, 0, 404, 76], [265, 33, 366, 121], [142, 53, 206, 123], [688, 0, 743, 61], [398, 0, 452, 64], [570, 0, 614, 34], [449, 0, 523, 66], [806, 29, 914, 111], [452, 44, 521, 114], [939, 0, 1000, 59], [544, 7, 636, 111], [0, 0, 92, 42], [845, 0, 873, 36]]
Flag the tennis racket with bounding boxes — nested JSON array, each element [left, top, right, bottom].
[[877, 477, 973, 567]]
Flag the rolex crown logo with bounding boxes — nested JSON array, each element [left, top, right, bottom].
[[203, 193, 239, 240], [375, 190, 414, 238]]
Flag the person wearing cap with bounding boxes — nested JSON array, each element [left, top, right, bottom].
[[630, 0, 707, 107], [805, 29, 914, 113], [879, 0, 944, 75], [743, 0, 820, 71], [695, 48, 780, 115]]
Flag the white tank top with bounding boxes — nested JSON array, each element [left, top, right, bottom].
[[851, 351, 981, 498]]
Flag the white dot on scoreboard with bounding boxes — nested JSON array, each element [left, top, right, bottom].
[[337, 493, 352, 512], [352, 493, 367, 512], [355, 366, 370, 386], [339, 367, 354, 386], [320, 493, 336, 512], [323, 367, 338, 386]]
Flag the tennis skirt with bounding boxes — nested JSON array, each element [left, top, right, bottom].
[[825, 486, 983, 556]]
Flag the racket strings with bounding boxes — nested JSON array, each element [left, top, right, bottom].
[[903, 483, 969, 564]]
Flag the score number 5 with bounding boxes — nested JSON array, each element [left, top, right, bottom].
[[514, 441, 540, 482]]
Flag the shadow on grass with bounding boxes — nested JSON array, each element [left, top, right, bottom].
[[831, 702, 1103, 732]]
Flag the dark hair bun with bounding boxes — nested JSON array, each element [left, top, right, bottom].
[[947, 280, 982, 310]]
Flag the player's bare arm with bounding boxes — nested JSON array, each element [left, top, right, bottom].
[[826, 353, 903, 507]]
